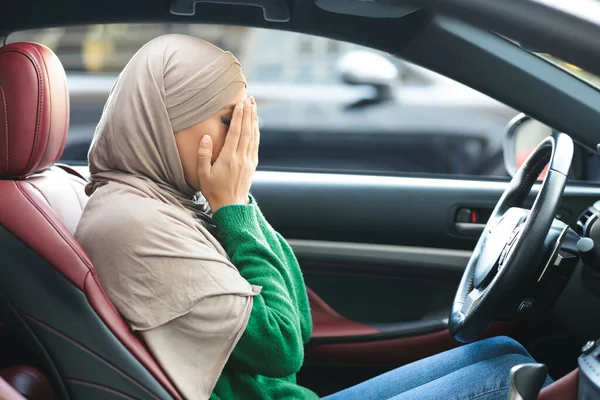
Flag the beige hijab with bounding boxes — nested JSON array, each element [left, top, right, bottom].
[[75, 34, 259, 394]]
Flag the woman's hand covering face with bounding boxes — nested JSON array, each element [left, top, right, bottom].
[[195, 97, 259, 212]]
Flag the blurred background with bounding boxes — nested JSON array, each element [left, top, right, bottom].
[[9, 24, 524, 178]]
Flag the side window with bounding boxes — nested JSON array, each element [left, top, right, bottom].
[[9, 24, 521, 179]]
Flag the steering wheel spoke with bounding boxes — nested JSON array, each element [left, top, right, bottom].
[[461, 287, 487, 317], [486, 214, 504, 234]]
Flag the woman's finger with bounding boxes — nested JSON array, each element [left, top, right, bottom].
[[221, 102, 244, 155], [196, 134, 213, 182], [237, 99, 253, 153], [252, 118, 260, 166], [249, 102, 259, 160], [245, 98, 255, 157], [246, 97, 258, 159]]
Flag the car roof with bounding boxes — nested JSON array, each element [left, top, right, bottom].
[[1, 0, 431, 60]]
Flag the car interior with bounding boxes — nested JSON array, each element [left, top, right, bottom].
[[1, 0, 600, 399]]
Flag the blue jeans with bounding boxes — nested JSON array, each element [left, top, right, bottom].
[[322, 336, 553, 400]]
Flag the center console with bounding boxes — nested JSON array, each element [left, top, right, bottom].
[[578, 340, 600, 399], [507, 341, 600, 399]]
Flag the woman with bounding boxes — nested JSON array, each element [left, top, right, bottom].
[[75, 34, 550, 400]]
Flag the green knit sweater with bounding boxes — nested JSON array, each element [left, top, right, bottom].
[[209, 199, 319, 400]]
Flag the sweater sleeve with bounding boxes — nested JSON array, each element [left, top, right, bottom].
[[249, 200, 313, 345], [212, 204, 304, 378]]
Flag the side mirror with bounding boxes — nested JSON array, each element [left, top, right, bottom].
[[336, 50, 398, 109], [503, 113, 554, 179]]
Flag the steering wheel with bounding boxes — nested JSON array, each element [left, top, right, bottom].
[[449, 132, 574, 343]]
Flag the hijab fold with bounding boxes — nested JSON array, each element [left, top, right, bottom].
[[75, 34, 258, 397]]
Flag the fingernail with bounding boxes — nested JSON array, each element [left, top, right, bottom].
[[200, 135, 210, 145], [250, 96, 256, 105]]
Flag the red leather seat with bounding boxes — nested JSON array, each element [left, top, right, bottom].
[[0, 42, 182, 399]]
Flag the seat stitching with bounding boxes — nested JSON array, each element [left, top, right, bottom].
[[28, 45, 46, 174], [23, 312, 161, 400], [0, 85, 8, 173], [32, 46, 69, 169], [27, 181, 52, 208], [1, 47, 44, 175], [509, 152, 550, 207], [18, 181, 90, 266], [66, 174, 85, 210], [65, 379, 138, 400]]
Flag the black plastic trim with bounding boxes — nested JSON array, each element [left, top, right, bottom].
[[170, 0, 290, 22], [288, 239, 471, 272], [401, 16, 600, 153], [422, 0, 600, 80], [307, 319, 447, 346]]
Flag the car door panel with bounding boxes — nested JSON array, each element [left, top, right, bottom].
[[249, 171, 600, 360], [307, 287, 380, 339], [305, 270, 452, 337], [293, 240, 468, 325]]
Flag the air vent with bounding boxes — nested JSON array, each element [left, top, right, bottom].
[[577, 207, 600, 237]]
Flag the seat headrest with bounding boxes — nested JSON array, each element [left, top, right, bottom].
[[0, 42, 69, 179]]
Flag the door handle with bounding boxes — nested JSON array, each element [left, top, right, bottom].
[[454, 222, 485, 237], [454, 207, 489, 237]]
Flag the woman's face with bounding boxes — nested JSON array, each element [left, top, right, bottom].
[[175, 88, 247, 191]]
